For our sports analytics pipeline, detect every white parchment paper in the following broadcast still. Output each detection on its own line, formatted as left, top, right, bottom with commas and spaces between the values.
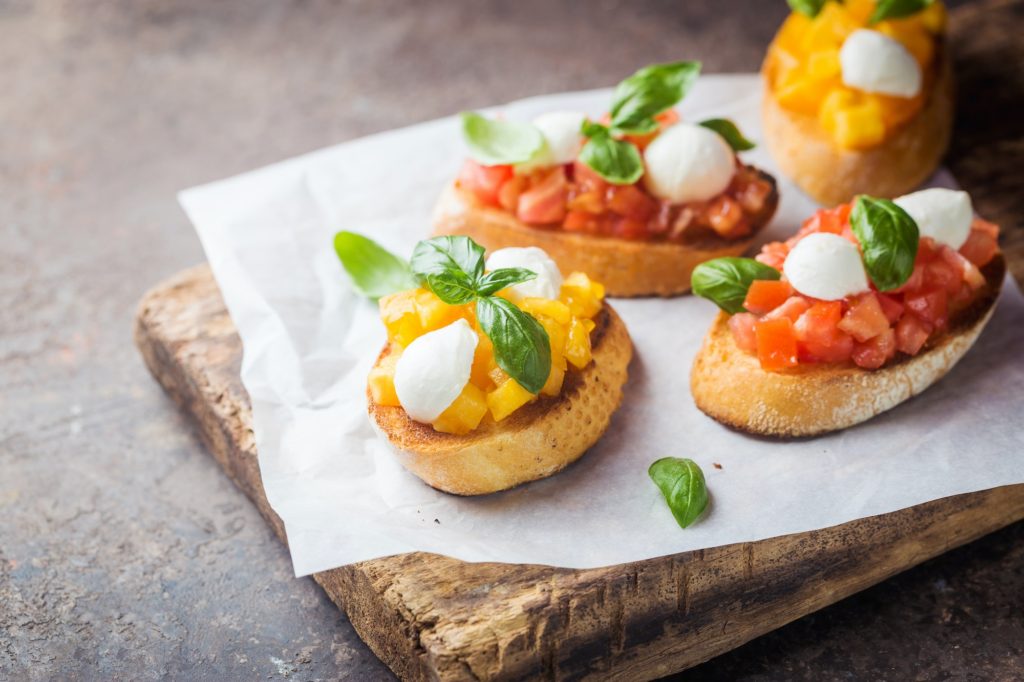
180, 75, 1024, 577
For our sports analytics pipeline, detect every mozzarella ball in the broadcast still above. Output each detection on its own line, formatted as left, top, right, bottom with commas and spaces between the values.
528, 111, 586, 167
840, 29, 922, 98
642, 123, 736, 204
894, 188, 973, 250
394, 319, 478, 423
485, 247, 563, 300
784, 233, 870, 301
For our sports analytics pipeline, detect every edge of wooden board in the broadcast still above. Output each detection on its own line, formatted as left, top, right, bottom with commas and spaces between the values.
134, 263, 1024, 681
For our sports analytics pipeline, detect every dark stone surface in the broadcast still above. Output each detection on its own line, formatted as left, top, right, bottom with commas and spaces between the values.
1, 0, 1017, 679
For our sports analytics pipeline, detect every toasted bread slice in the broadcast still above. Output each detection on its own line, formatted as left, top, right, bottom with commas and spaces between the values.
432, 169, 779, 298
691, 253, 1005, 438
368, 305, 633, 495
761, 47, 953, 206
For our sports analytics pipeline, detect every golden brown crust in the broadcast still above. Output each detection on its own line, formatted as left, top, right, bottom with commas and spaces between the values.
690, 253, 1005, 438
368, 305, 633, 495
431, 169, 779, 298
761, 46, 954, 206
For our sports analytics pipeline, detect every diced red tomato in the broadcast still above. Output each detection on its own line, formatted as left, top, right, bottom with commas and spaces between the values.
497, 175, 526, 212
924, 256, 962, 295
572, 160, 608, 194
563, 210, 594, 233
904, 288, 948, 329
605, 184, 658, 221
457, 160, 512, 207
734, 175, 772, 213
794, 301, 853, 363
623, 109, 681, 150
959, 226, 998, 267
728, 313, 758, 352
852, 328, 897, 369
837, 293, 890, 342
798, 203, 850, 237
744, 280, 794, 315
611, 217, 649, 240
706, 196, 746, 237
940, 247, 985, 290
764, 296, 812, 322
895, 314, 932, 355
893, 263, 925, 294
516, 167, 568, 225
756, 242, 788, 271
876, 293, 904, 324
755, 317, 799, 371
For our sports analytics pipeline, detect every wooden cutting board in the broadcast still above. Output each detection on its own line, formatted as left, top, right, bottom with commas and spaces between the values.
135, 2, 1024, 679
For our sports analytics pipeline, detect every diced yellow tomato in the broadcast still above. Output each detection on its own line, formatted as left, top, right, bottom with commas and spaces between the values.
519, 297, 571, 325
877, 21, 934, 67
800, 3, 858, 53
469, 333, 497, 390
540, 360, 566, 397
775, 12, 811, 52
559, 272, 604, 319
919, 2, 947, 34
379, 289, 423, 347
433, 383, 488, 435
487, 379, 535, 422
808, 49, 841, 80
367, 354, 400, 407
415, 289, 466, 333
565, 318, 594, 369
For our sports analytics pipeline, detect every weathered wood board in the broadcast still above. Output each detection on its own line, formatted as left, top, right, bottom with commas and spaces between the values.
134, 2, 1024, 679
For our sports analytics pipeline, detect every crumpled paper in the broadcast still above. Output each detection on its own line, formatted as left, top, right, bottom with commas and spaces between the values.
180, 75, 1024, 577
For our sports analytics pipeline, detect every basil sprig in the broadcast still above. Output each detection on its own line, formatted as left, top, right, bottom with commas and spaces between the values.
649, 458, 709, 529
461, 111, 545, 166
609, 61, 702, 134
578, 61, 701, 185
698, 118, 756, 152
870, 0, 934, 24
787, 0, 831, 18
691, 257, 782, 314
333, 231, 418, 300
335, 232, 552, 395
850, 195, 919, 291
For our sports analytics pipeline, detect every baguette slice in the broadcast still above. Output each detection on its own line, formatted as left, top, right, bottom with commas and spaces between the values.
761, 46, 953, 207
432, 169, 779, 298
368, 305, 632, 495
691, 253, 1005, 438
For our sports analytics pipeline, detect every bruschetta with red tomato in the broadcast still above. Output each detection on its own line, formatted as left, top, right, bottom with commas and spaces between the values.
433, 61, 779, 297
690, 188, 1004, 437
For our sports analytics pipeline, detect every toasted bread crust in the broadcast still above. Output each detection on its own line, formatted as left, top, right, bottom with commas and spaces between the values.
761, 47, 954, 206
431, 168, 779, 298
368, 305, 633, 495
691, 254, 1005, 438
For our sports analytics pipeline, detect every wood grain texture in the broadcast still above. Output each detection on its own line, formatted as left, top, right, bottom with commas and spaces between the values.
134, 265, 1024, 681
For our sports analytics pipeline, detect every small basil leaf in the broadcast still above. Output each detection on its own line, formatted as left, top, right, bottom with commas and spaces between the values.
425, 271, 478, 305
460, 111, 545, 166
476, 296, 551, 395
850, 196, 919, 291
869, 0, 933, 24
333, 231, 418, 300
410, 236, 486, 281
787, 0, 830, 18
476, 267, 537, 297
578, 133, 644, 186
648, 457, 709, 529
691, 257, 782, 314
580, 119, 610, 138
609, 61, 701, 134
699, 118, 756, 152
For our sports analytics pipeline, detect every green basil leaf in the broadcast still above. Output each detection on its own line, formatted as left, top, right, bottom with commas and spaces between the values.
333, 231, 418, 300
476, 267, 537, 297
578, 133, 644, 186
648, 458, 709, 529
609, 61, 701, 134
850, 195, 919, 291
410, 236, 486, 282
698, 118, 756, 152
691, 257, 782, 314
460, 111, 545, 166
580, 119, 610, 138
425, 271, 478, 305
869, 0, 933, 24
787, 0, 830, 18
476, 296, 551, 395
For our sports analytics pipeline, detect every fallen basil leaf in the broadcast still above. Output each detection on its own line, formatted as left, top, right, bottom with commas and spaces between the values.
610, 61, 702, 134
410, 235, 486, 282
649, 458, 709, 529
787, 0, 830, 18
578, 133, 644, 185
461, 112, 545, 166
699, 118, 756, 152
691, 257, 781, 314
476, 267, 537, 297
870, 0, 933, 24
850, 195, 919, 291
476, 296, 551, 395
333, 231, 418, 300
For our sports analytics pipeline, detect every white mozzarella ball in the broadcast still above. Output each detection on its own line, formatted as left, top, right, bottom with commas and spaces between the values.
393, 319, 478, 423
642, 123, 735, 204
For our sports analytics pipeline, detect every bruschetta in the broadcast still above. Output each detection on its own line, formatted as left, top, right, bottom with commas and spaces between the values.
761, 0, 952, 205
690, 189, 1003, 437
433, 61, 779, 297
335, 232, 632, 495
